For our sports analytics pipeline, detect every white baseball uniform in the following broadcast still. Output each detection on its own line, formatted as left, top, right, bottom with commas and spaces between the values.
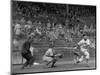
43, 48, 54, 62
78, 38, 91, 62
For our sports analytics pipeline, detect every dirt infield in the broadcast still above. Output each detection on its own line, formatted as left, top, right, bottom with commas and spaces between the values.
11, 57, 96, 74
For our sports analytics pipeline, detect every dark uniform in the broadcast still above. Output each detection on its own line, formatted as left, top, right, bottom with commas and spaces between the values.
21, 40, 33, 69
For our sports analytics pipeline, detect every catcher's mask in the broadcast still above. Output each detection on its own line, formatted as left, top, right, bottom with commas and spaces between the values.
49, 44, 54, 48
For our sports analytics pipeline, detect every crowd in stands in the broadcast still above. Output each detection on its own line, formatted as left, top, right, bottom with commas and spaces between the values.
12, 1, 96, 49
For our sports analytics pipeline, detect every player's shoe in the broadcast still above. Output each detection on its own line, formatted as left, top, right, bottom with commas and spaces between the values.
76, 61, 81, 64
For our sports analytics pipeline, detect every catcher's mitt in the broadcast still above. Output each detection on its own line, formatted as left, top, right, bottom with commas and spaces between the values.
55, 53, 63, 58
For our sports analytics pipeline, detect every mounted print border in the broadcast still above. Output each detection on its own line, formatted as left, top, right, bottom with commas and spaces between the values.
11, 0, 96, 74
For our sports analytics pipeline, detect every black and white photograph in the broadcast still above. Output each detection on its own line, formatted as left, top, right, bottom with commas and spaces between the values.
11, 0, 96, 74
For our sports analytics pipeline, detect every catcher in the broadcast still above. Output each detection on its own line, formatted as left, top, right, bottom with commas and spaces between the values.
43, 44, 63, 68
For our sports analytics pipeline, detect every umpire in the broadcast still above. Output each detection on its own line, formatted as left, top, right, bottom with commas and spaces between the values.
21, 37, 34, 69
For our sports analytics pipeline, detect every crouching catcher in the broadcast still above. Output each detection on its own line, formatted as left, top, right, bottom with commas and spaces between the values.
43, 45, 63, 68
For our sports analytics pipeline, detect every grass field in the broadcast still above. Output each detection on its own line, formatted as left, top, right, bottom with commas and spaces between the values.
11, 57, 96, 74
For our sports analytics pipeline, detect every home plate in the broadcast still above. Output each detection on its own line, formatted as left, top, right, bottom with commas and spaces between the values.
33, 62, 40, 65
